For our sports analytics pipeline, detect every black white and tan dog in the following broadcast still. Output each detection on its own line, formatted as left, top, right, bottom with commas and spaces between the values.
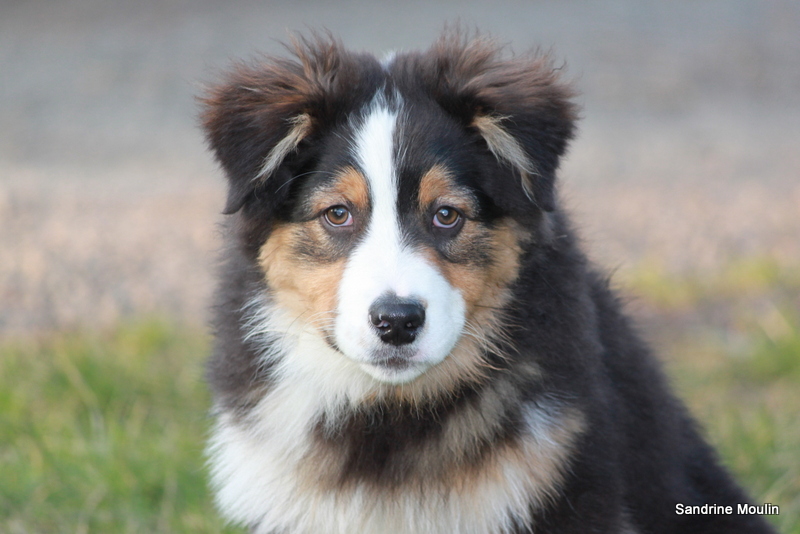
200, 31, 776, 534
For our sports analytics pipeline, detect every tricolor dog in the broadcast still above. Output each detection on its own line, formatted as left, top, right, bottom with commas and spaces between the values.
200, 32, 775, 534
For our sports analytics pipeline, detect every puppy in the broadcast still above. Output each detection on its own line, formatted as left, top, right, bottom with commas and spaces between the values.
200, 31, 776, 534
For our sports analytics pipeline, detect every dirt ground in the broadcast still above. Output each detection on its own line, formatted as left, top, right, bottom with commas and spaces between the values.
1, 0, 799, 335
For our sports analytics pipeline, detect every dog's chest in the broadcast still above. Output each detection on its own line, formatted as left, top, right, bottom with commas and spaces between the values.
208, 378, 582, 534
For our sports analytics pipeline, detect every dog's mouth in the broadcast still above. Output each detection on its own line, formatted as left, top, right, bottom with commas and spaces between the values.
355, 346, 433, 383
373, 355, 413, 370
323, 332, 418, 370
369, 343, 420, 366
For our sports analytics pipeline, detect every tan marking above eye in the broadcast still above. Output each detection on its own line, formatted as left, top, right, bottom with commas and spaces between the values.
418, 164, 476, 218
309, 166, 370, 215
332, 167, 369, 212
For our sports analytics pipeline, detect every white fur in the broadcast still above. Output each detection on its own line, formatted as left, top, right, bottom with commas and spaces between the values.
241, 295, 378, 410
209, 382, 575, 534
334, 97, 467, 383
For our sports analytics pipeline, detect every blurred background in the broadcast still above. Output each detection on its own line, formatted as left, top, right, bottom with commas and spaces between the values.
1, 0, 798, 532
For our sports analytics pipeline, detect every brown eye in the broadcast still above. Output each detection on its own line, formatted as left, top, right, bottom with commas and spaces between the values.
324, 206, 353, 227
433, 207, 461, 229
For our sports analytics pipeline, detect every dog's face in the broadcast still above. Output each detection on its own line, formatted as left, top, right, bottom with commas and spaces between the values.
260, 99, 528, 384
203, 35, 575, 388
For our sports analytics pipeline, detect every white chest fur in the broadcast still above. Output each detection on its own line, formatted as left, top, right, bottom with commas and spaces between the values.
207, 372, 583, 534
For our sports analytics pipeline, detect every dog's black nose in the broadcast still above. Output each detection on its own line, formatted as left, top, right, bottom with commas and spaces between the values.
368, 296, 425, 346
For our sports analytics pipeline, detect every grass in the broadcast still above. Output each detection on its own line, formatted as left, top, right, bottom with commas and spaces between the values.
0, 320, 245, 534
1, 262, 798, 533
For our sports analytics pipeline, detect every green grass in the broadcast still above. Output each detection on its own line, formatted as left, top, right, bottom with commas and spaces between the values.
1, 262, 798, 532
0, 320, 245, 534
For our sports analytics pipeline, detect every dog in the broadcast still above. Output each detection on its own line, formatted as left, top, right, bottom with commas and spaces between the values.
200, 31, 775, 534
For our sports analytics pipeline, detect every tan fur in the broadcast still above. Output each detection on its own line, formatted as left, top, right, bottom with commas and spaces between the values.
258, 167, 370, 336
259, 225, 344, 336
307, 166, 370, 213
438, 219, 526, 318
418, 165, 475, 215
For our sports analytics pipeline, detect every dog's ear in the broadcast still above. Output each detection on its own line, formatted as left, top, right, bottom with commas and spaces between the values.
421, 32, 578, 213
201, 35, 370, 215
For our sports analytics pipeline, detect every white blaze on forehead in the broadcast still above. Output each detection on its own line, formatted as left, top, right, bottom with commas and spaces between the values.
352, 99, 400, 252
335, 97, 466, 383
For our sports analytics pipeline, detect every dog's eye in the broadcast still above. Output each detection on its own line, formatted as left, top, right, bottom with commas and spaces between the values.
433, 207, 462, 229
324, 206, 353, 227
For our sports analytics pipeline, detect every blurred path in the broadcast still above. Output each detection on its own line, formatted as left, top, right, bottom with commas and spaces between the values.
2, 0, 799, 334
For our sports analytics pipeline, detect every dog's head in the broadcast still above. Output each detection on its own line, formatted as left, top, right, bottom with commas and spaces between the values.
203, 32, 576, 389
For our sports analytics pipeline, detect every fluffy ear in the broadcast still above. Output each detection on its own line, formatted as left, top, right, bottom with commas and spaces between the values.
200, 35, 372, 215
421, 32, 578, 213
